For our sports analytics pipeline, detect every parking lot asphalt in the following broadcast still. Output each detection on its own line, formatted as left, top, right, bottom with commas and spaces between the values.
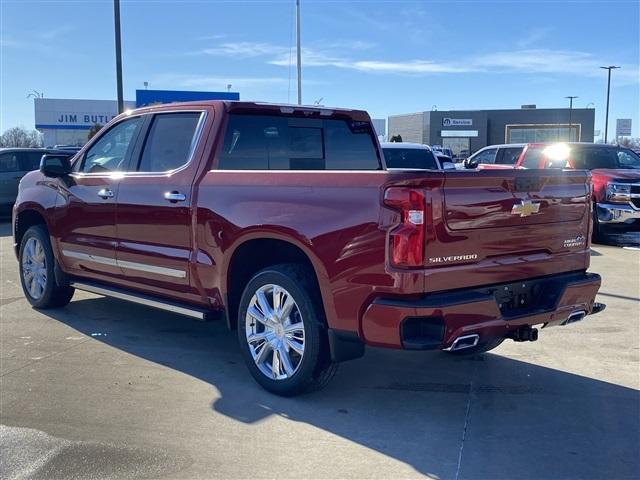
1, 221, 638, 480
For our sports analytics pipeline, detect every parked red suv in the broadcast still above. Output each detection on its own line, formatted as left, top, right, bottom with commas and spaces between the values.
13, 102, 603, 395
466, 142, 640, 240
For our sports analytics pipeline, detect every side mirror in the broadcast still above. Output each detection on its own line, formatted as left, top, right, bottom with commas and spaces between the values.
40, 154, 72, 177
463, 157, 478, 169
442, 161, 456, 170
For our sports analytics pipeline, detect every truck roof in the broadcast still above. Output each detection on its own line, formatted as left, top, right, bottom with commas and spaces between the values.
380, 142, 432, 151
129, 100, 371, 121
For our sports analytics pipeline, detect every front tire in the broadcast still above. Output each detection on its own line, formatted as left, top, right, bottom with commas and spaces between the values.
237, 264, 337, 396
19, 225, 74, 309
591, 204, 605, 244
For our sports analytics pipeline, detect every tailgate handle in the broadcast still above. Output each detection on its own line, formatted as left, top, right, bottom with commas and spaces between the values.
514, 177, 541, 192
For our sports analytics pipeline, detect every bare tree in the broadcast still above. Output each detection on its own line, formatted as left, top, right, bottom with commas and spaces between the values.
0, 127, 43, 148
618, 137, 640, 149
88, 123, 104, 141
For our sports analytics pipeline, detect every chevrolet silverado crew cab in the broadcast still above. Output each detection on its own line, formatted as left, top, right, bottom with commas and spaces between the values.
466, 142, 640, 240
13, 101, 604, 395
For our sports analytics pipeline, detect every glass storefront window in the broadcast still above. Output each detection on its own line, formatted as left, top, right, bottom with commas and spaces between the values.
507, 125, 580, 143
442, 137, 470, 156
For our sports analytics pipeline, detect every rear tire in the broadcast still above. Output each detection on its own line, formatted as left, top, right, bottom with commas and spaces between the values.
444, 337, 504, 356
237, 264, 337, 396
19, 225, 74, 309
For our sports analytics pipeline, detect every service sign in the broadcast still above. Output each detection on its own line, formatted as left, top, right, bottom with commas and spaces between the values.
442, 118, 473, 127
616, 119, 632, 137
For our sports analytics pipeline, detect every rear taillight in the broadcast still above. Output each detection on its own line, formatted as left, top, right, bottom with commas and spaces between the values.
384, 187, 425, 267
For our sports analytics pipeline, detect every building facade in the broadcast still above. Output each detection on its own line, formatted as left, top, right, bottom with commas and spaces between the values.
34, 89, 240, 147
388, 107, 595, 156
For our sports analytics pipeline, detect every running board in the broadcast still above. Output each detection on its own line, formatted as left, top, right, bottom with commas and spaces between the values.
69, 280, 212, 321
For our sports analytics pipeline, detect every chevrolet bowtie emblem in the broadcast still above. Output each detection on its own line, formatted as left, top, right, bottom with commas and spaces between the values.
511, 199, 541, 217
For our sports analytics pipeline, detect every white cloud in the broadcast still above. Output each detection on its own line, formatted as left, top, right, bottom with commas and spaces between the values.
516, 27, 552, 48
153, 74, 290, 90
192, 40, 639, 83
39, 25, 73, 41
199, 42, 287, 58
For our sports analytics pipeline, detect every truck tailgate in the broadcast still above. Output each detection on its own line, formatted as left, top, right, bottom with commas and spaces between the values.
423, 169, 591, 292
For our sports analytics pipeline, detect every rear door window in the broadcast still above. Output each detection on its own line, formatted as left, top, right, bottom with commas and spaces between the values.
522, 147, 544, 168
496, 147, 523, 165
218, 114, 380, 170
0, 153, 19, 172
18, 152, 45, 172
137, 112, 203, 172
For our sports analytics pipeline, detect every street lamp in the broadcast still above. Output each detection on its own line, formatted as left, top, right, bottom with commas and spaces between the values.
600, 66, 620, 143
113, 0, 124, 114
565, 96, 578, 141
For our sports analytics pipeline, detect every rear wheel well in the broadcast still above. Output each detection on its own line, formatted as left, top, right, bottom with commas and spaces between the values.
226, 239, 322, 330
15, 210, 47, 248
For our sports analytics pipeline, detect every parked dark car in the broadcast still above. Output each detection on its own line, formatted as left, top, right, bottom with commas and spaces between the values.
0, 148, 76, 211
381, 142, 441, 169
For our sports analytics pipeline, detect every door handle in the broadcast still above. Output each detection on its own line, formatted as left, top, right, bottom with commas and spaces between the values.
98, 188, 114, 199
164, 191, 186, 203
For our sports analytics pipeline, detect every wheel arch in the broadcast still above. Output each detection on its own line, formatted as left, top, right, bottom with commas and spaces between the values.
14, 206, 50, 257
223, 231, 334, 331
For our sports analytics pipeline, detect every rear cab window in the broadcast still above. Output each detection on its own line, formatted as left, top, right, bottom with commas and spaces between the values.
217, 114, 380, 170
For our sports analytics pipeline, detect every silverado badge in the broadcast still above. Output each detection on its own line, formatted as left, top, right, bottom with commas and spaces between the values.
511, 199, 541, 217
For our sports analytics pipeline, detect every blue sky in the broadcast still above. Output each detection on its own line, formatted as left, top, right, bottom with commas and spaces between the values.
1, 0, 639, 137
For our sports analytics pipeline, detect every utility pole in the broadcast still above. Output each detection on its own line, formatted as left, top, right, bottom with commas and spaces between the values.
114, 0, 124, 114
565, 96, 578, 141
296, 0, 302, 105
600, 66, 620, 143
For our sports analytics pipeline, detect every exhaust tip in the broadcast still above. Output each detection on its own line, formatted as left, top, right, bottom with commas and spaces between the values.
562, 310, 587, 326
444, 334, 480, 351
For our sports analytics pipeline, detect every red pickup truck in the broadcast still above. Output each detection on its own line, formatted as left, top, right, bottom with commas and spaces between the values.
13, 101, 604, 395
465, 142, 640, 240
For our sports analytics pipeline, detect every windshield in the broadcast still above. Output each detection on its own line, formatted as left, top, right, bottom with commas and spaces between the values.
571, 147, 640, 170
383, 148, 439, 169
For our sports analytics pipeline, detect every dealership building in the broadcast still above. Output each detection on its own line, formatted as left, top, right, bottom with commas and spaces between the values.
388, 106, 595, 156
34, 89, 240, 147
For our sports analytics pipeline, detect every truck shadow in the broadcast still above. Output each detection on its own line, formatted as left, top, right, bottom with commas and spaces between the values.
42, 297, 639, 479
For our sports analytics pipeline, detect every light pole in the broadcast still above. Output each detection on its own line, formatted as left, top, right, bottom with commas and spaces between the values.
600, 66, 620, 143
565, 96, 578, 141
113, 0, 124, 114
296, 0, 302, 105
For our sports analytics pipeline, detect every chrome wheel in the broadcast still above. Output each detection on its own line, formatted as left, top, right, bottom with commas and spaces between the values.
22, 237, 47, 300
245, 284, 305, 380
